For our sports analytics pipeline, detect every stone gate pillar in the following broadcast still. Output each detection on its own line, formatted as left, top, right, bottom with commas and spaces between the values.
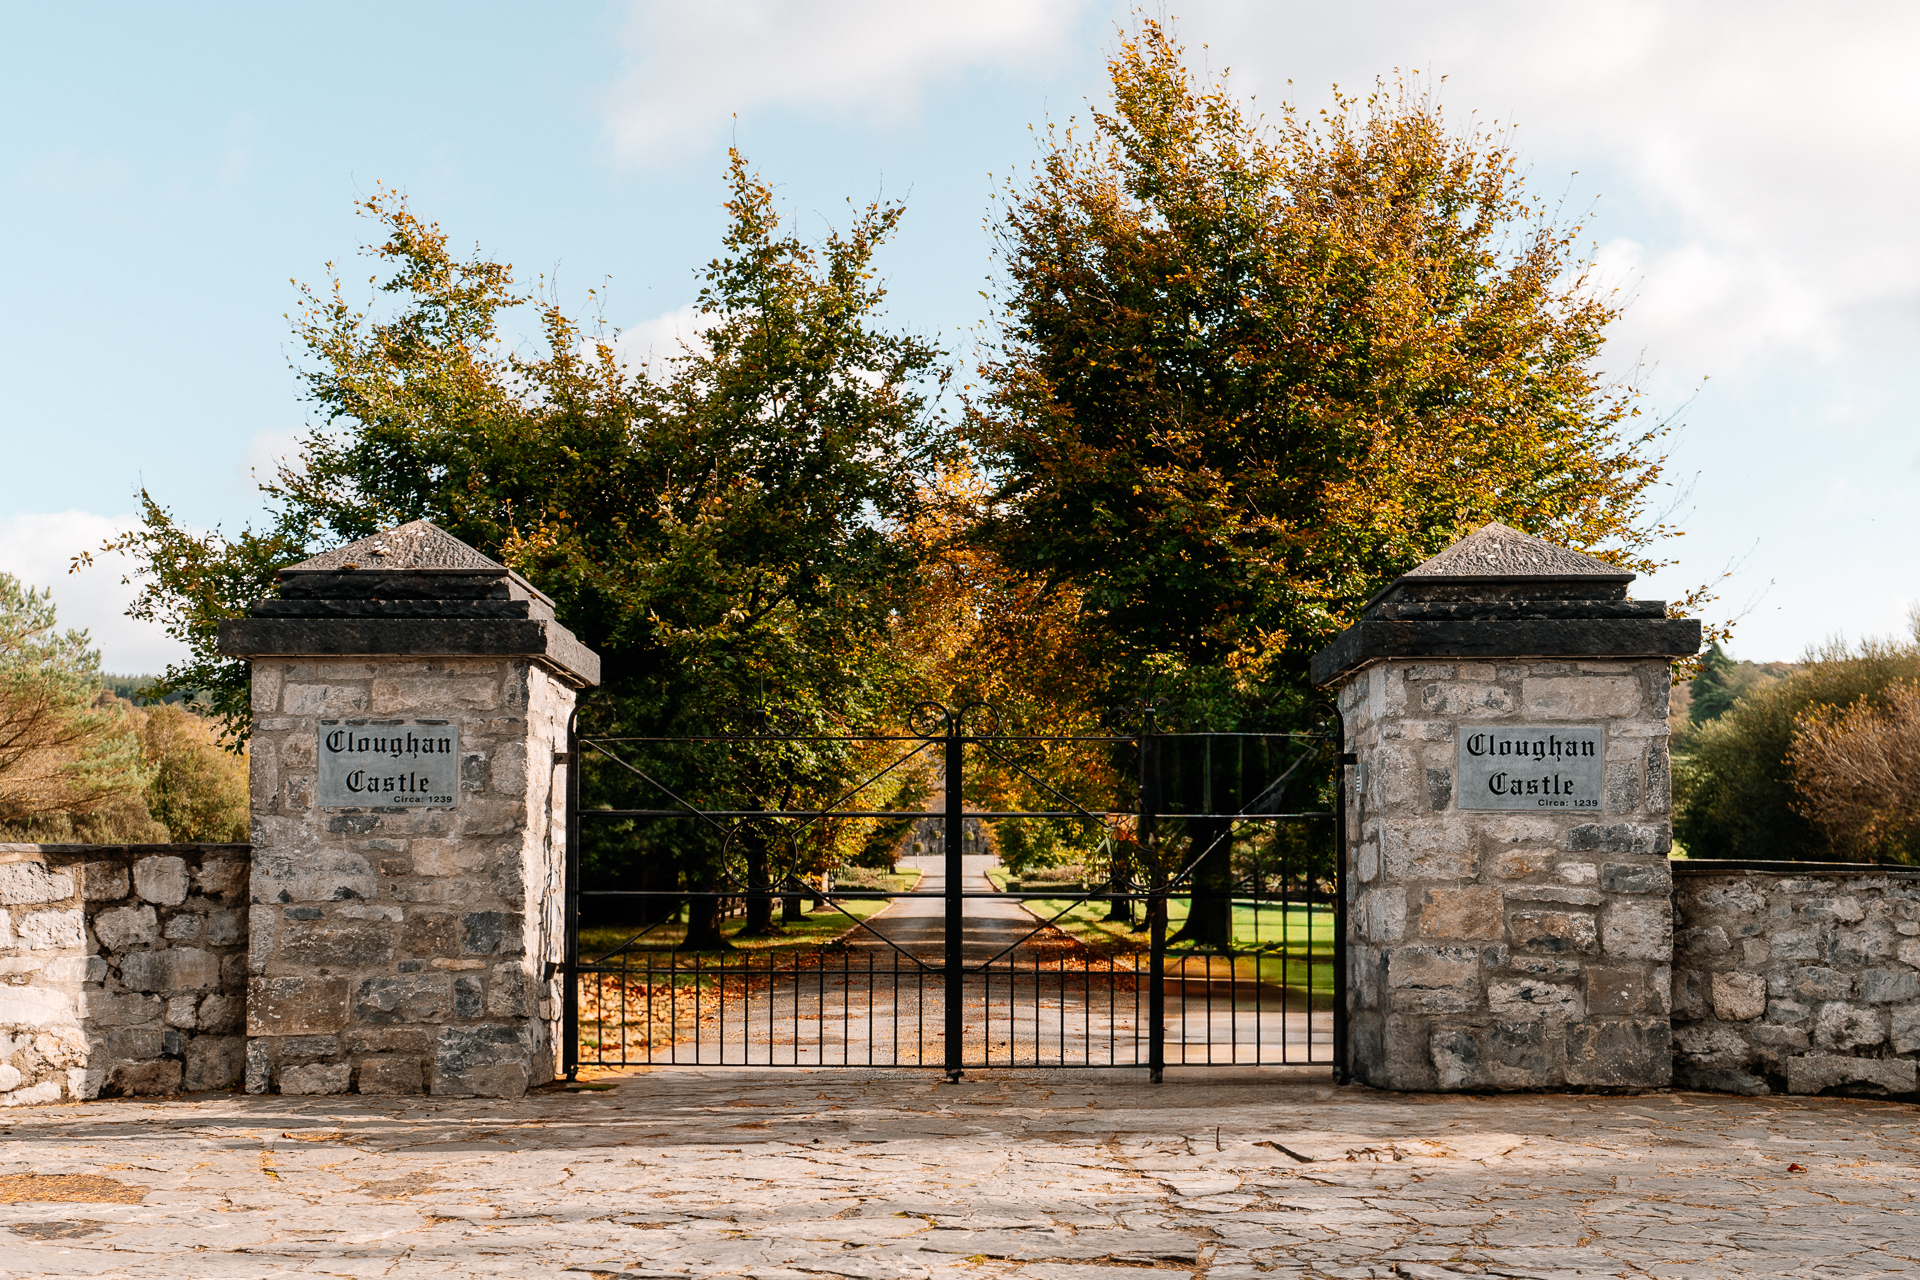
220, 521, 598, 1097
1312, 523, 1699, 1092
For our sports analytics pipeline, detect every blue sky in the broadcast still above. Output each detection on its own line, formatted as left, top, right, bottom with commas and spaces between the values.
3, 1, 1916, 672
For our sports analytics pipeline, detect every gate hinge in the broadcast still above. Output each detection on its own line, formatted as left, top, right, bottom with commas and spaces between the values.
554, 751, 571, 764
1337, 752, 1357, 766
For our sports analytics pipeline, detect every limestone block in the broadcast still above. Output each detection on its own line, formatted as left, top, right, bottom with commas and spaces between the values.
1768, 929, 1822, 962
252, 663, 285, 713
278, 1034, 340, 1061
106, 1059, 183, 1097
205, 910, 244, 946
94, 903, 159, 950
1488, 979, 1582, 1021
1522, 676, 1640, 719
1419, 886, 1503, 940
1556, 862, 1599, 886
1771, 966, 1852, 1002
278, 1062, 352, 1095
1601, 863, 1668, 895
193, 859, 247, 898
1892, 1005, 1920, 1054
1690, 880, 1766, 916
0, 862, 75, 905
486, 965, 534, 1018
432, 1023, 532, 1097
133, 856, 189, 906
353, 974, 453, 1024
371, 677, 500, 714
1490, 848, 1554, 879
164, 996, 200, 1029
1899, 937, 1920, 969
1569, 824, 1668, 855
1604, 763, 1642, 811
1711, 971, 1767, 1022
197, 993, 243, 1033
0, 984, 75, 1028
1566, 1019, 1672, 1088
357, 1055, 425, 1094
1421, 682, 1514, 716
1749, 1023, 1810, 1056
1679, 926, 1730, 956
1588, 966, 1663, 1016
1859, 967, 1920, 1004
121, 948, 220, 995
79, 862, 130, 901
163, 913, 204, 941
1379, 821, 1476, 881
18, 907, 85, 950
1386, 945, 1480, 1014
1509, 910, 1598, 954
0, 1064, 21, 1092
1786, 1054, 1918, 1096
460, 911, 522, 956
252, 851, 378, 904
1813, 1002, 1884, 1051
1602, 899, 1671, 960
184, 1036, 245, 1092
283, 684, 369, 717
1506, 885, 1604, 906
246, 977, 350, 1036
280, 919, 396, 969
1, 1082, 65, 1107
1674, 1062, 1770, 1095
454, 975, 482, 1017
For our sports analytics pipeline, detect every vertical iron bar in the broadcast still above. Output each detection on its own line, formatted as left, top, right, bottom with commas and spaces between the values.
1143, 707, 1164, 1083
562, 709, 581, 1080
944, 717, 964, 1081
1333, 713, 1352, 1083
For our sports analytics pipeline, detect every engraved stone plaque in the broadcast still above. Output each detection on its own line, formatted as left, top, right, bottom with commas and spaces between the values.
1456, 725, 1603, 811
317, 720, 460, 808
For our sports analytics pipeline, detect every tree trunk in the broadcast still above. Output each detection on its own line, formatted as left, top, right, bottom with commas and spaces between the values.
1168, 818, 1234, 949
1105, 848, 1132, 922
681, 893, 731, 951
737, 828, 783, 936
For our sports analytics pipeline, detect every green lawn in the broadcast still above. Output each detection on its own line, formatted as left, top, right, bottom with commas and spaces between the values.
578, 869, 922, 960
988, 868, 1336, 998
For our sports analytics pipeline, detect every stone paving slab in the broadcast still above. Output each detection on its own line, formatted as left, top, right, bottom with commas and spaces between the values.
1, 1067, 1918, 1278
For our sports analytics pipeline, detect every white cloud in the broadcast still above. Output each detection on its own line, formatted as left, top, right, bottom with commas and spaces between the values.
1177, 0, 1920, 379
0, 511, 188, 676
236, 427, 306, 491
603, 0, 1091, 164
611, 303, 715, 372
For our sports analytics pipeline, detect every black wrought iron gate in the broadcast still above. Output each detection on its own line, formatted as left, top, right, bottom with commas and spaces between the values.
561, 702, 1347, 1081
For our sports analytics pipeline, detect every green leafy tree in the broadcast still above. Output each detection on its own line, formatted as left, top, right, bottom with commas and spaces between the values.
98, 156, 948, 945
968, 21, 1684, 945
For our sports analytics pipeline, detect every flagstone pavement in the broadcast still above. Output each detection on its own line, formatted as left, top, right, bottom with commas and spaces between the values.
2, 1066, 1918, 1279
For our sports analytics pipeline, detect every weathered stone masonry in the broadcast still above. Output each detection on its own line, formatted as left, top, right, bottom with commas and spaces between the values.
1315, 523, 1701, 1092
0, 844, 249, 1106
1672, 863, 1920, 1097
222, 521, 598, 1098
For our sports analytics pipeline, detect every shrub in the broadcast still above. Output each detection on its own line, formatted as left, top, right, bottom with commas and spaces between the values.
1675, 625, 1920, 862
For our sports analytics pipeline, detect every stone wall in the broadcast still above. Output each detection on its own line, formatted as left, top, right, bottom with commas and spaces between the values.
1340, 659, 1676, 1092
1672, 863, 1920, 1098
246, 656, 571, 1097
0, 844, 250, 1106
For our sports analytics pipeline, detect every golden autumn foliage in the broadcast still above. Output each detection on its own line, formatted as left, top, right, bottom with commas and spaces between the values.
1790, 677, 1920, 863
971, 21, 1689, 707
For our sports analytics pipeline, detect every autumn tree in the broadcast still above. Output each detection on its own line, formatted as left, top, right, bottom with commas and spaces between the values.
1789, 679, 1920, 864
0, 575, 148, 830
969, 21, 1680, 945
